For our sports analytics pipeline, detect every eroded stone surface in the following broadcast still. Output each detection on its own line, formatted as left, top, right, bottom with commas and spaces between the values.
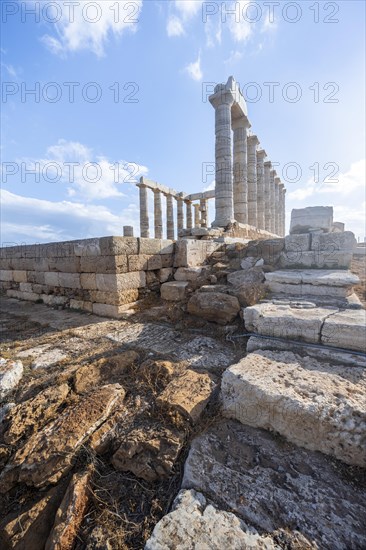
182, 420, 366, 550
145, 489, 279, 550
187, 292, 240, 325
222, 350, 366, 466
322, 309, 366, 353
0, 359, 23, 401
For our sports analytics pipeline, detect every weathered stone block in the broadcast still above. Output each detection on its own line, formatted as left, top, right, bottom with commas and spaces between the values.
12, 270, 27, 283
58, 273, 81, 289
19, 282, 33, 293
90, 289, 139, 306
158, 268, 173, 283
92, 303, 135, 318
174, 240, 221, 268
26, 271, 45, 285
139, 238, 174, 255
188, 292, 240, 324
161, 254, 174, 268
6, 290, 40, 302
290, 206, 333, 234
161, 281, 188, 301
73, 239, 101, 257
147, 255, 163, 270
80, 273, 97, 290
41, 295, 68, 307
96, 272, 145, 292
174, 267, 203, 282
280, 250, 353, 269
311, 231, 356, 252
80, 254, 128, 274
322, 309, 366, 353
0, 270, 13, 282
99, 236, 138, 256
284, 234, 311, 252
128, 254, 149, 271
48, 257, 81, 273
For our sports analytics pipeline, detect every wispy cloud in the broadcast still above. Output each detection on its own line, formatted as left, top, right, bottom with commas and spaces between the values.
185, 52, 203, 81
167, 15, 185, 37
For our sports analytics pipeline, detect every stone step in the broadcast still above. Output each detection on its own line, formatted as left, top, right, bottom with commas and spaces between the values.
266, 270, 359, 298
244, 302, 366, 352
221, 350, 366, 467
265, 292, 363, 310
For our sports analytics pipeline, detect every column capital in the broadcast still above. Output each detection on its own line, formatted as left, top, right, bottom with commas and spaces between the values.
264, 160, 272, 168
232, 114, 251, 130
257, 149, 267, 160
247, 134, 260, 147
274, 176, 281, 185
270, 169, 277, 178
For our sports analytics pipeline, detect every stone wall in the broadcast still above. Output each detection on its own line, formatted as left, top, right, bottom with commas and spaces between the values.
0, 237, 174, 318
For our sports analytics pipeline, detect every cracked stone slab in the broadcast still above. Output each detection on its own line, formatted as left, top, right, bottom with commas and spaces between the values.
266, 270, 360, 287
322, 309, 366, 353
221, 349, 366, 466
182, 419, 366, 550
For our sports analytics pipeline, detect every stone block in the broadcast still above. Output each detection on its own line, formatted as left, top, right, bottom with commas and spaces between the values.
284, 234, 311, 252
48, 257, 81, 273
73, 239, 101, 257
128, 254, 149, 271
99, 236, 138, 256
6, 290, 40, 302
139, 238, 174, 255
310, 231, 356, 252
33, 258, 50, 272
80, 273, 97, 290
96, 272, 145, 292
32, 284, 45, 295
279, 250, 353, 269
12, 270, 27, 283
158, 268, 173, 283
0, 258, 13, 270
41, 295, 68, 307
161, 254, 174, 268
92, 303, 135, 318
267, 281, 351, 298
80, 254, 128, 274
26, 271, 45, 285
19, 282, 33, 293
174, 240, 221, 268
0, 270, 13, 282
58, 273, 81, 289
44, 272, 60, 287
290, 206, 333, 234
322, 309, 366, 353
69, 299, 93, 313
161, 281, 188, 301
174, 267, 203, 282
188, 292, 240, 324
147, 255, 163, 270
90, 289, 139, 306
221, 350, 366, 467
332, 222, 345, 233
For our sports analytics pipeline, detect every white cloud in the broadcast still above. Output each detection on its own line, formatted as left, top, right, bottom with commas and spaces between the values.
167, 15, 185, 37
14, 139, 148, 201
227, 1, 252, 42
185, 53, 203, 81
174, 0, 203, 18
37, 0, 143, 57
0, 189, 140, 244
224, 49, 244, 64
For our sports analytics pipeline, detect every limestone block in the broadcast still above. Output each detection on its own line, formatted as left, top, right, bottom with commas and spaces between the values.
0, 270, 13, 282
145, 489, 278, 550
19, 282, 33, 293
12, 270, 27, 283
44, 272, 60, 287
221, 350, 366, 466
99, 236, 138, 256
80, 254, 128, 274
284, 234, 311, 251
158, 268, 173, 283
80, 273, 97, 290
244, 303, 336, 343
157, 370, 215, 423
128, 254, 149, 271
0, 258, 13, 270
332, 222, 345, 233
32, 284, 45, 295
26, 271, 45, 285
174, 239, 221, 268
290, 206, 333, 234
96, 272, 145, 292
6, 290, 40, 302
33, 258, 50, 272
90, 289, 139, 306
147, 255, 163, 270
41, 295, 68, 307
58, 273, 81, 289
139, 238, 174, 255
161, 281, 188, 301
322, 309, 366, 352
268, 281, 351, 298
266, 269, 359, 287
48, 257, 81, 273
174, 267, 204, 282
161, 254, 174, 268
182, 421, 366, 549
73, 239, 101, 257
279, 250, 353, 269
311, 231, 357, 252
92, 303, 136, 318
188, 292, 240, 325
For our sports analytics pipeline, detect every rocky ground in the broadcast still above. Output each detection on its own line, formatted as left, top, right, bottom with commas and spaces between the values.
351, 255, 366, 307
1, 295, 365, 549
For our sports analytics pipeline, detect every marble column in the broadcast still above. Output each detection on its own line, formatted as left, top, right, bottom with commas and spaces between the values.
263, 161, 272, 233
281, 185, 286, 237
177, 196, 184, 234
153, 189, 163, 239
256, 149, 266, 230
200, 199, 208, 228
247, 135, 259, 227
137, 182, 149, 238
274, 177, 281, 236
185, 200, 193, 230
210, 93, 235, 227
279, 183, 285, 237
270, 169, 277, 234
232, 116, 250, 224
166, 193, 174, 240
194, 204, 201, 228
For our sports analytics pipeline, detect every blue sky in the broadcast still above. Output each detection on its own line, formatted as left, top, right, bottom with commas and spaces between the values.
1, 0, 365, 244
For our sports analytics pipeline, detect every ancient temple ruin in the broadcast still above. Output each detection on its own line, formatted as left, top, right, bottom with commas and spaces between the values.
137, 76, 286, 240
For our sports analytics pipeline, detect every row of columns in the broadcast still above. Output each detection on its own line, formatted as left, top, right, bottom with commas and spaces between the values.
137, 182, 210, 239
211, 90, 286, 236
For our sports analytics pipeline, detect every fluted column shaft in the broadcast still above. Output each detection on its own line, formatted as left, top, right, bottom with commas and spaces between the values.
279, 183, 285, 237
177, 197, 184, 233
194, 204, 201, 228
185, 200, 193, 229
153, 190, 163, 239
274, 177, 281, 236
282, 187, 287, 236
264, 161, 272, 232
137, 183, 149, 238
233, 117, 250, 224
270, 169, 277, 234
211, 96, 235, 227
256, 149, 266, 230
247, 135, 259, 227
166, 194, 174, 240
200, 199, 208, 228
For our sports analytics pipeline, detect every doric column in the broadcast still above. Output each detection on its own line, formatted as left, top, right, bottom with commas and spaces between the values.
200, 199, 208, 228
281, 186, 287, 236
274, 177, 281, 236
194, 204, 201, 228
166, 193, 174, 240
153, 189, 163, 239
247, 135, 259, 227
263, 161, 272, 233
270, 169, 277, 234
123, 226, 134, 237
177, 195, 184, 234
256, 149, 266, 230
232, 116, 250, 224
185, 200, 193, 229
137, 181, 149, 238
210, 91, 235, 227
279, 183, 285, 237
